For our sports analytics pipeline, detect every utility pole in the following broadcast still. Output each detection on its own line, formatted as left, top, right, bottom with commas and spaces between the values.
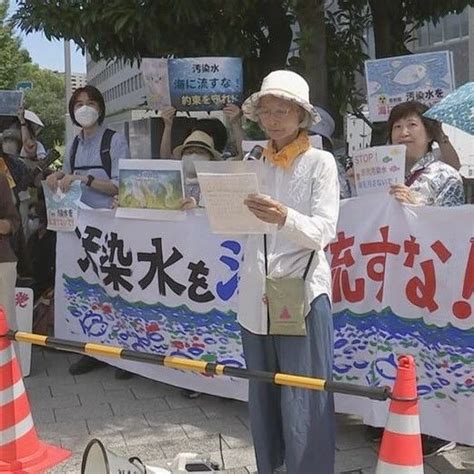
64, 39, 74, 144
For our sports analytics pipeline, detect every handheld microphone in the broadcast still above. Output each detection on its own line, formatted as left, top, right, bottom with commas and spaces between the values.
247, 145, 264, 161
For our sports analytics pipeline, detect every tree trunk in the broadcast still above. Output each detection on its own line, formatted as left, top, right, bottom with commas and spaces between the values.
294, 0, 328, 108
244, 1, 293, 95
368, 0, 411, 58
368, 0, 412, 145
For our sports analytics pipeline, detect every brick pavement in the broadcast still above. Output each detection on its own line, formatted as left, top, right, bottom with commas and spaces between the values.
18, 347, 473, 473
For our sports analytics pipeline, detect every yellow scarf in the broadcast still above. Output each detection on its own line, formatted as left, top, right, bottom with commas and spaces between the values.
263, 131, 311, 169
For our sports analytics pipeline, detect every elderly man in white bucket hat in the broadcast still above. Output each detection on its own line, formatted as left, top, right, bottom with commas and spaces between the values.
240, 70, 339, 473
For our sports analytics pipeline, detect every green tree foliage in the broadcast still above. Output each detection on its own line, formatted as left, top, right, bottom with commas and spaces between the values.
0, 0, 30, 89
17, 63, 65, 148
12, 0, 474, 127
13, 0, 295, 95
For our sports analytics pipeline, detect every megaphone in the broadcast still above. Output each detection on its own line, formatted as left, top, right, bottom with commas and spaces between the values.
81, 439, 170, 474
81, 439, 220, 473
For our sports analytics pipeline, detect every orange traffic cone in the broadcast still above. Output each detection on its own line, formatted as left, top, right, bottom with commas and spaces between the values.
376, 355, 423, 473
0, 307, 71, 472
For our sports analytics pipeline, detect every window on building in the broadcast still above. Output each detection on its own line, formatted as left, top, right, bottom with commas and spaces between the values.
139, 73, 143, 88
443, 13, 461, 41
418, 24, 429, 47
460, 9, 469, 37
429, 21, 443, 43
418, 8, 469, 45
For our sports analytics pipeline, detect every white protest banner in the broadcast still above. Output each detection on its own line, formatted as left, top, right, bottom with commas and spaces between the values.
352, 145, 406, 195
42, 181, 82, 232
365, 51, 455, 122
142, 57, 243, 111
56, 209, 247, 400
116, 160, 185, 221
55, 196, 474, 444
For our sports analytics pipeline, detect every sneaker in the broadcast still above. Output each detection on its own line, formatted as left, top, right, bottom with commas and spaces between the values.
181, 389, 202, 399
69, 356, 106, 375
422, 435, 456, 458
115, 368, 133, 380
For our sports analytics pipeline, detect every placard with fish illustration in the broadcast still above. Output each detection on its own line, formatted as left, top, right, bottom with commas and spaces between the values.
365, 51, 455, 122
352, 144, 406, 196
116, 159, 185, 221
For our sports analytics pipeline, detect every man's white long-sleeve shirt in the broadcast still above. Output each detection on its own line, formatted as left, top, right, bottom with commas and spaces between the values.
238, 147, 340, 334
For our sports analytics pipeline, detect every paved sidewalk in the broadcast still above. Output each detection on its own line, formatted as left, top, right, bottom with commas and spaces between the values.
21, 347, 473, 473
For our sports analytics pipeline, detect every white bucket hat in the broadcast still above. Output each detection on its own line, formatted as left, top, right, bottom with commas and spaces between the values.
242, 70, 320, 128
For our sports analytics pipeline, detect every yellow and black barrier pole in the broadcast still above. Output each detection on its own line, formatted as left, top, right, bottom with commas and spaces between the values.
6, 330, 390, 402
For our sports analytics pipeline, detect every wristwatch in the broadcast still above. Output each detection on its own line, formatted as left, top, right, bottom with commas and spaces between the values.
20, 122, 27, 127
86, 175, 95, 187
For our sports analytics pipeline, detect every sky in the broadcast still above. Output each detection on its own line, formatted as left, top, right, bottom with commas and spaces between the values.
8, 1, 86, 74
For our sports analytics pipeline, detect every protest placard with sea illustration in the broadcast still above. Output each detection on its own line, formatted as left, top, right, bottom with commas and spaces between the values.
116, 160, 185, 221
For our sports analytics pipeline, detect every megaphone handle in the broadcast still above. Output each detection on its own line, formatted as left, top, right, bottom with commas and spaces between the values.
129, 456, 147, 472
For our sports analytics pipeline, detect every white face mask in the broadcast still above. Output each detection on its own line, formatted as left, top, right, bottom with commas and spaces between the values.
182, 153, 211, 183
75, 105, 99, 128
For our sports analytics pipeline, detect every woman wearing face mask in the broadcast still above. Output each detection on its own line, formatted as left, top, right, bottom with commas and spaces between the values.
46, 85, 130, 209
45, 86, 131, 378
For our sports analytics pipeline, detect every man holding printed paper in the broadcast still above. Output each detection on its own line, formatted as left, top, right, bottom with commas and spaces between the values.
231, 70, 340, 473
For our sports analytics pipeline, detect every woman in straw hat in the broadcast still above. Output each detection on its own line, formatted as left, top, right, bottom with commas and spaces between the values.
240, 70, 339, 473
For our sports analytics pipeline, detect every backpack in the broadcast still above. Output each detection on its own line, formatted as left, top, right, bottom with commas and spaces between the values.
69, 128, 116, 178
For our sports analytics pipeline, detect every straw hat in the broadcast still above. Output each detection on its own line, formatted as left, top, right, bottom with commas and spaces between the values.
242, 70, 320, 128
173, 130, 222, 160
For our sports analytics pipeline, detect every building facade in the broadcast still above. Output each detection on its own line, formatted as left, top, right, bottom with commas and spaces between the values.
86, 55, 149, 123
411, 7, 472, 85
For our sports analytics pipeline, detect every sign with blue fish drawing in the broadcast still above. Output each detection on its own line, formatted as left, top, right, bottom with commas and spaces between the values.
365, 51, 455, 122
